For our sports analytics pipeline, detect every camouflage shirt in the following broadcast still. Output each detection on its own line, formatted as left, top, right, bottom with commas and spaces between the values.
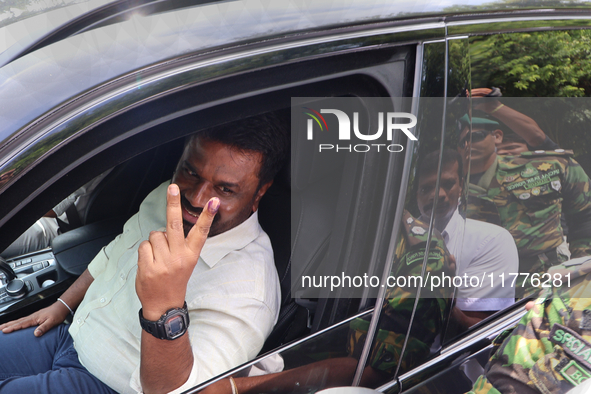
466, 150, 591, 260
348, 211, 454, 375
468, 256, 591, 394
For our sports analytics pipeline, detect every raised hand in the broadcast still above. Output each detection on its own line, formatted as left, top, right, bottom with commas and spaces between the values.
471, 87, 502, 113
135, 183, 219, 320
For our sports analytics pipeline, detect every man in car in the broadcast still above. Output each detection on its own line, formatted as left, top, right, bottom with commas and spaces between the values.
457, 116, 591, 296
416, 149, 518, 328
0, 114, 288, 394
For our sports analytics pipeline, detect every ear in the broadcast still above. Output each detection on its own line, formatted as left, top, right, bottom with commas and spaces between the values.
252, 180, 273, 212
492, 129, 504, 144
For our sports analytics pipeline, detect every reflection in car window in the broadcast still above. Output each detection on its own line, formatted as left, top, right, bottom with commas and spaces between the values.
463, 30, 591, 295
451, 29, 591, 394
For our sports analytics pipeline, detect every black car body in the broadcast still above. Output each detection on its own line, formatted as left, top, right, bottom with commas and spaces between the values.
1, 1, 591, 392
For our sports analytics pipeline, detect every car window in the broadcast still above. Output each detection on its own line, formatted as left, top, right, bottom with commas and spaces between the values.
0, 37, 419, 393
189, 67, 417, 394
436, 28, 591, 344
352, 40, 467, 388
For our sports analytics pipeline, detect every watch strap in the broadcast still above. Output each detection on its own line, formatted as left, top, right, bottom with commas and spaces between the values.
139, 302, 189, 340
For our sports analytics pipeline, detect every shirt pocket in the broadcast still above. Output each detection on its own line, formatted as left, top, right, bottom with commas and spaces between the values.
510, 181, 561, 211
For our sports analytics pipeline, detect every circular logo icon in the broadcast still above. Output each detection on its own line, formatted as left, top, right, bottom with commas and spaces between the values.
411, 226, 426, 235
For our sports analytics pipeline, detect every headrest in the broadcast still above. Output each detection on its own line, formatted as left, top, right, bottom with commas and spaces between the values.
291, 118, 346, 192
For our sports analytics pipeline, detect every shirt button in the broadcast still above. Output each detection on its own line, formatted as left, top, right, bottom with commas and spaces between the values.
77, 318, 81, 324
120, 274, 125, 280
100, 298, 106, 303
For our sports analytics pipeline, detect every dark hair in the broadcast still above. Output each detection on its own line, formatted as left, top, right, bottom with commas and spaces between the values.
193, 112, 289, 189
418, 149, 463, 182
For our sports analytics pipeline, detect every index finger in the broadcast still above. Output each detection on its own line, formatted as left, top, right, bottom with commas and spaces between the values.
186, 197, 219, 253
166, 183, 186, 252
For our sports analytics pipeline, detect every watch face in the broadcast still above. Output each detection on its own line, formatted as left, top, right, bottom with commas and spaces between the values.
166, 314, 187, 339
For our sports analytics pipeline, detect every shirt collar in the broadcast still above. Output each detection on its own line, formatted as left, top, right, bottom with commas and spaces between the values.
138, 181, 261, 268
441, 208, 461, 244
200, 211, 261, 268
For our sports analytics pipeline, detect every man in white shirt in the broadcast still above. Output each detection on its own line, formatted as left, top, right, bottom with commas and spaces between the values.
0, 114, 287, 394
1, 170, 111, 258
416, 149, 518, 328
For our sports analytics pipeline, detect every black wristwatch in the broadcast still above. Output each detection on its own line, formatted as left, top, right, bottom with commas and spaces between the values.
139, 302, 190, 340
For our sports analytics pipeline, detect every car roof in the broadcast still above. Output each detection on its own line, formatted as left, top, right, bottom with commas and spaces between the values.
2, 0, 591, 178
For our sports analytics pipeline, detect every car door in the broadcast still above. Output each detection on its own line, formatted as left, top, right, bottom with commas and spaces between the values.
391, 13, 591, 394
0, 4, 434, 392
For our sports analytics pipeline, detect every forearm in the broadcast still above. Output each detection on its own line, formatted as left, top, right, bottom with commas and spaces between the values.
237, 358, 358, 394
60, 268, 94, 310
140, 331, 194, 394
452, 307, 492, 329
487, 105, 546, 146
209, 358, 383, 394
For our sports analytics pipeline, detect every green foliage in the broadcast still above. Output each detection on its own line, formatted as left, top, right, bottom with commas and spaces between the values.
470, 30, 591, 174
471, 30, 591, 97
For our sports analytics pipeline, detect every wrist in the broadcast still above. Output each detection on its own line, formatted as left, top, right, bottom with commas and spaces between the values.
487, 102, 504, 114
141, 301, 186, 321
56, 298, 75, 316
139, 302, 189, 340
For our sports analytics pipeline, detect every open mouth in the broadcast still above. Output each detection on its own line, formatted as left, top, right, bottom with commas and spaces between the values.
181, 195, 202, 224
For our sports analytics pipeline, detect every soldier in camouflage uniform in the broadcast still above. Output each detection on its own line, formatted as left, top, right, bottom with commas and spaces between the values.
458, 117, 591, 296
468, 256, 591, 394
348, 210, 454, 376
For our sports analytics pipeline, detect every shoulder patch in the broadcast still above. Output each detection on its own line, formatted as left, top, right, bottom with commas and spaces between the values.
520, 149, 573, 157
550, 324, 591, 375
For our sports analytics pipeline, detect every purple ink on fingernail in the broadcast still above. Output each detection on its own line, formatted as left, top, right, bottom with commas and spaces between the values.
208, 198, 220, 213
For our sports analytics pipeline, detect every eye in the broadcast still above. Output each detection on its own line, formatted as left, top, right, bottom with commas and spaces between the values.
442, 180, 456, 190
184, 166, 198, 177
219, 186, 233, 194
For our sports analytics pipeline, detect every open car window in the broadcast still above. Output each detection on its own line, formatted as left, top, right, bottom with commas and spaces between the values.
0, 35, 418, 393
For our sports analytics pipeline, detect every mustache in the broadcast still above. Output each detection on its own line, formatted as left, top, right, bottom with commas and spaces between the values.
422, 201, 451, 213
181, 195, 203, 216
180, 194, 220, 227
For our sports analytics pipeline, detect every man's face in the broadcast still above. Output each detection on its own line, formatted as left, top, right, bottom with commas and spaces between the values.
457, 127, 498, 172
496, 141, 528, 156
172, 137, 271, 237
417, 162, 462, 229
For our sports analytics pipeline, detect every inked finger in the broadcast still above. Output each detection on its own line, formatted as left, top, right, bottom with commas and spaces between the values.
186, 197, 219, 253
166, 184, 185, 252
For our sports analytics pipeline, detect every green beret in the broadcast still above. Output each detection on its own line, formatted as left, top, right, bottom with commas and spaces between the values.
458, 114, 500, 128
460, 114, 500, 127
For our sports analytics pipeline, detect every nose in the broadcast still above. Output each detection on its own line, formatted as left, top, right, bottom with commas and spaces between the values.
437, 186, 447, 201
184, 181, 212, 209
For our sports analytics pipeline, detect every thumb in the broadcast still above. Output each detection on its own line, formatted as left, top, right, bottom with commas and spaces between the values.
34, 319, 51, 337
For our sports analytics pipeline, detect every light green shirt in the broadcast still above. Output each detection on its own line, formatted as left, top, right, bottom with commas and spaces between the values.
69, 181, 280, 394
